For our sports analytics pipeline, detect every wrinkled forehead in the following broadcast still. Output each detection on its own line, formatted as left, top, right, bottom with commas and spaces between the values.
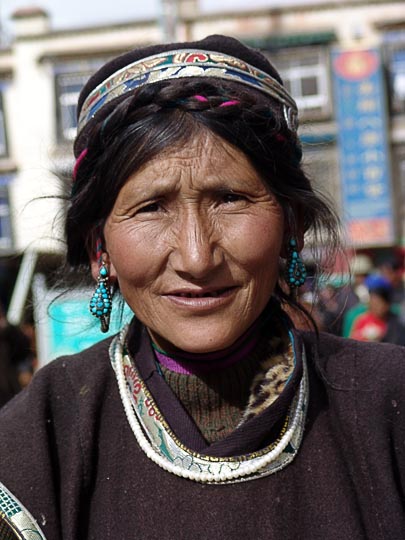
118, 130, 268, 194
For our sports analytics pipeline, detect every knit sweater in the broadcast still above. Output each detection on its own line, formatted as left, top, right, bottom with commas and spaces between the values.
0, 323, 404, 540
159, 327, 293, 443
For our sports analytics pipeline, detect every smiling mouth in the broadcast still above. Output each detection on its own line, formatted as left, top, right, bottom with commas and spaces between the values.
164, 287, 237, 311
175, 288, 231, 298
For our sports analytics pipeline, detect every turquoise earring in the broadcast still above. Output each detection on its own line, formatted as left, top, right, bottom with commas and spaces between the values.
89, 261, 112, 333
285, 238, 307, 290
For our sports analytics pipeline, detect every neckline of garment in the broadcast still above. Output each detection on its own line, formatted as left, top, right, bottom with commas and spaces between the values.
110, 324, 309, 484
152, 329, 261, 375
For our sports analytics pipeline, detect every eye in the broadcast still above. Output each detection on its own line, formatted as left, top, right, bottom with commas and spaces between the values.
137, 201, 162, 214
220, 192, 247, 204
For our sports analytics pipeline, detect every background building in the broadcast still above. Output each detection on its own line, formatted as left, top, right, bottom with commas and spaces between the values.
0, 0, 403, 360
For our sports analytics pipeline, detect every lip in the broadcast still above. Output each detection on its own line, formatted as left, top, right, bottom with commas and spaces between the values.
163, 286, 238, 311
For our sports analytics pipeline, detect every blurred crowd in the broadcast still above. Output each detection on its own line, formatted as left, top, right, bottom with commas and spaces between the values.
297, 254, 405, 346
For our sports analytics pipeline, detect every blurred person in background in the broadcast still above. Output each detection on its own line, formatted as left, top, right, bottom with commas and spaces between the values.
317, 255, 373, 338
349, 253, 374, 304
350, 275, 405, 346
378, 259, 405, 323
341, 253, 374, 337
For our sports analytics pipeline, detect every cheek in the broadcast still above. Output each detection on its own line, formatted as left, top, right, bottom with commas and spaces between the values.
225, 215, 283, 275
105, 223, 166, 287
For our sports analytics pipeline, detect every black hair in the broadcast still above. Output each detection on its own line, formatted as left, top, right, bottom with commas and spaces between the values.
369, 286, 392, 304
66, 78, 342, 321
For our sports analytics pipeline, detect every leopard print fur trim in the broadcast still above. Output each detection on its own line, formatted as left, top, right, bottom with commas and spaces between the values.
240, 329, 294, 423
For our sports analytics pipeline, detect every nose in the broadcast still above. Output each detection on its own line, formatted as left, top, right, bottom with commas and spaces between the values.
170, 209, 222, 280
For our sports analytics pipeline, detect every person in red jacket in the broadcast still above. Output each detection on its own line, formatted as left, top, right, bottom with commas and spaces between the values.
350, 274, 405, 345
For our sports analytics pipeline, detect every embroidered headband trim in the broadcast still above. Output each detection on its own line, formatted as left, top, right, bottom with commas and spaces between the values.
78, 49, 299, 134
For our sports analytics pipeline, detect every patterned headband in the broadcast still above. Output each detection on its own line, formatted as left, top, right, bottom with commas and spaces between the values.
78, 49, 299, 135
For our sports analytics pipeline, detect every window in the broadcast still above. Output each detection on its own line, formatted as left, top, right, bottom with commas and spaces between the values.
55, 59, 108, 143
268, 48, 331, 118
387, 47, 405, 114
55, 72, 90, 141
0, 179, 12, 250
0, 91, 8, 158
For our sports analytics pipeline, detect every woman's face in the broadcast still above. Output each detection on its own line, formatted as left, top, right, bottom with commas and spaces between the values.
101, 132, 285, 353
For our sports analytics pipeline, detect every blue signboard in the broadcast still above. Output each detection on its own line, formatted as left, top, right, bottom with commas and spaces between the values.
332, 48, 394, 246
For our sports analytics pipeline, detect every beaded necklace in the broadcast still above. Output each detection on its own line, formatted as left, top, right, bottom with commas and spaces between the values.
110, 325, 309, 484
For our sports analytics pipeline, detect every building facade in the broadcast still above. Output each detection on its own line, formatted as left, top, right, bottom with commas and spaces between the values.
0, 0, 404, 319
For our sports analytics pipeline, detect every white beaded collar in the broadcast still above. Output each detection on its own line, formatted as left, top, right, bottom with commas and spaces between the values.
110, 325, 308, 484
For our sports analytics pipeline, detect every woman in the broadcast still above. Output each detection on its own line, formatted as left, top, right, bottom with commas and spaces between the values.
0, 35, 404, 540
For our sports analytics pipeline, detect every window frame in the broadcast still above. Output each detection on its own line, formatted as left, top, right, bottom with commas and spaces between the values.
54, 58, 109, 144
266, 46, 332, 120
0, 87, 9, 158
384, 42, 405, 115
0, 179, 13, 251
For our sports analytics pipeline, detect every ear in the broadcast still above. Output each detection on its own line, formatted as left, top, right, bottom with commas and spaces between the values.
89, 249, 118, 282
90, 254, 100, 281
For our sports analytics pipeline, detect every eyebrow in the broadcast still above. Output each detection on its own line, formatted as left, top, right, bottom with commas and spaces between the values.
123, 162, 263, 198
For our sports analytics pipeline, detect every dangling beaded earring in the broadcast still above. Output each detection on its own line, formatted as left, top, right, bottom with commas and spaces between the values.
285, 238, 307, 291
89, 261, 112, 333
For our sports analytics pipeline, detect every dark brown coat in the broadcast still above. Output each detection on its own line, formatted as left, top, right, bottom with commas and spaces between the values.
0, 330, 404, 540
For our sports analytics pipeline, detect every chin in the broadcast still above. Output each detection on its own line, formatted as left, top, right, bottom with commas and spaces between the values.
156, 326, 241, 354
178, 340, 230, 354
